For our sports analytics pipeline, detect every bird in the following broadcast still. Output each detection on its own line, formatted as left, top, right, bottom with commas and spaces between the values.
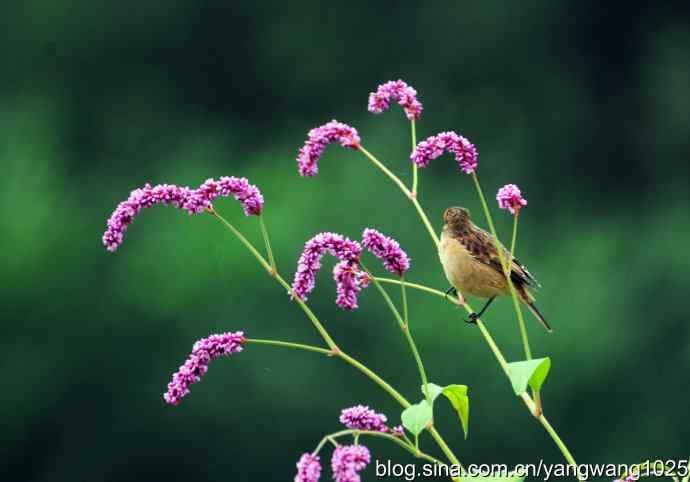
438, 206, 552, 332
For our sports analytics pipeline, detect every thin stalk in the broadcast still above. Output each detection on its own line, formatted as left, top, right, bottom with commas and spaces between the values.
376, 277, 463, 304
314, 429, 445, 466
211, 210, 338, 351
411, 196, 441, 246
336, 351, 410, 408
244, 338, 330, 355
536, 413, 579, 469
209, 209, 271, 273
358, 145, 411, 196
471, 173, 532, 360
510, 211, 519, 258
258, 215, 276, 274
411, 120, 418, 195
357, 145, 440, 246
401, 276, 409, 325
364, 265, 431, 406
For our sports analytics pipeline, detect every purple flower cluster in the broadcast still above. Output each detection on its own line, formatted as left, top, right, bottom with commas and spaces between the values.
339, 405, 388, 432
496, 183, 527, 215
102, 176, 263, 252
411, 131, 478, 174
294, 453, 322, 482
368, 79, 423, 120
291, 232, 366, 310
163, 331, 246, 406
297, 120, 361, 177
361, 228, 411, 277
331, 445, 371, 482
333, 261, 370, 311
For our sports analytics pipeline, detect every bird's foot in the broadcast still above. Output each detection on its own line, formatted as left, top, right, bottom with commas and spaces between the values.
465, 312, 479, 325
444, 286, 457, 301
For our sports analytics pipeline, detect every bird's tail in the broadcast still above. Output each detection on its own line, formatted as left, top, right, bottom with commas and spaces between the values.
518, 287, 553, 333
525, 301, 553, 333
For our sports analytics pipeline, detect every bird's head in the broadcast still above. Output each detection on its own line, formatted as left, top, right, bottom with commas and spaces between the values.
443, 207, 471, 227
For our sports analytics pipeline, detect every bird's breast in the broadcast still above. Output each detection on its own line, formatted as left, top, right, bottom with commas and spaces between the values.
438, 230, 508, 298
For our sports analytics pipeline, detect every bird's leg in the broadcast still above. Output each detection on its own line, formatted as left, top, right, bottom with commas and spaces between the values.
444, 286, 457, 301
466, 296, 496, 324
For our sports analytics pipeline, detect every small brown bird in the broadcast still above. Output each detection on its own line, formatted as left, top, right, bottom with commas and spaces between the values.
439, 206, 552, 332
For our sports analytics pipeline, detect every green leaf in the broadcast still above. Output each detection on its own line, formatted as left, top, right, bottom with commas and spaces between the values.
423, 382, 445, 402
441, 384, 470, 439
421, 383, 470, 439
401, 400, 433, 436
506, 357, 551, 395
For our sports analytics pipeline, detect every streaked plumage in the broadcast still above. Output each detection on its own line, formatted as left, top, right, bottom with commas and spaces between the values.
439, 206, 552, 332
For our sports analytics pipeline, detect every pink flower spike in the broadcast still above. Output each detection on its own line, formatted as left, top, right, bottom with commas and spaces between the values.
410, 131, 478, 174
361, 228, 411, 276
339, 405, 388, 432
368, 79, 423, 120
333, 261, 368, 310
331, 445, 371, 482
163, 331, 246, 406
102, 176, 264, 252
291, 232, 366, 309
294, 453, 322, 482
496, 184, 528, 215
297, 120, 361, 177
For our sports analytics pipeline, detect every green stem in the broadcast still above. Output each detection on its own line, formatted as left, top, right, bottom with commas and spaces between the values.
364, 265, 431, 406
510, 211, 519, 258
411, 196, 441, 246
258, 215, 276, 274
314, 429, 445, 466
244, 338, 330, 355
358, 145, 411, 196
411, 120, 418, 195
210, 210, 339, 351
337, 350, 410, 408
357, 145, 440, 246
535, 410, 579, 469
471, 173, 532, 360
210, 209, 271, 273
401, 276, 409, 326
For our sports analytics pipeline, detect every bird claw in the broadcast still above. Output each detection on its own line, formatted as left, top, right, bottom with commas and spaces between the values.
465, 312, 479, 325
444, 286, 457, 301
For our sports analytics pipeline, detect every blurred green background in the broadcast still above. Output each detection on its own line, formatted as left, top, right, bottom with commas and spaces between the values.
2, 1, 689, 481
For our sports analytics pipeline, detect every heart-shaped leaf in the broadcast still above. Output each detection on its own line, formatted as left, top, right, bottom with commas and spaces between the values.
401, 400, 433, 436
422, 383, 470, 439
506, 357, 551, 395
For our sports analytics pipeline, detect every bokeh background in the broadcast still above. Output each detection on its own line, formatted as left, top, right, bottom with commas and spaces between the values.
2, 1, 689, 481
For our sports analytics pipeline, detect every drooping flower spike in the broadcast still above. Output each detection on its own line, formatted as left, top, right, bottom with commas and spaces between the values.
102, 176, 263, 252
333, 261, 370, 311
368, 79, 423, 120
411, 131, 478, 174
361, 228, 411, 277
331, 444, 371, 482
294, 453, 322, 482
297, 120, 361, 177
163, 331, 246, 405
291, 232, 367, 310
339, 405, 389, 432
496, 183, 528, 215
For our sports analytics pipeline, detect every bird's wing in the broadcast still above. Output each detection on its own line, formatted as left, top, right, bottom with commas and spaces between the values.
458, 225, 539, 288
